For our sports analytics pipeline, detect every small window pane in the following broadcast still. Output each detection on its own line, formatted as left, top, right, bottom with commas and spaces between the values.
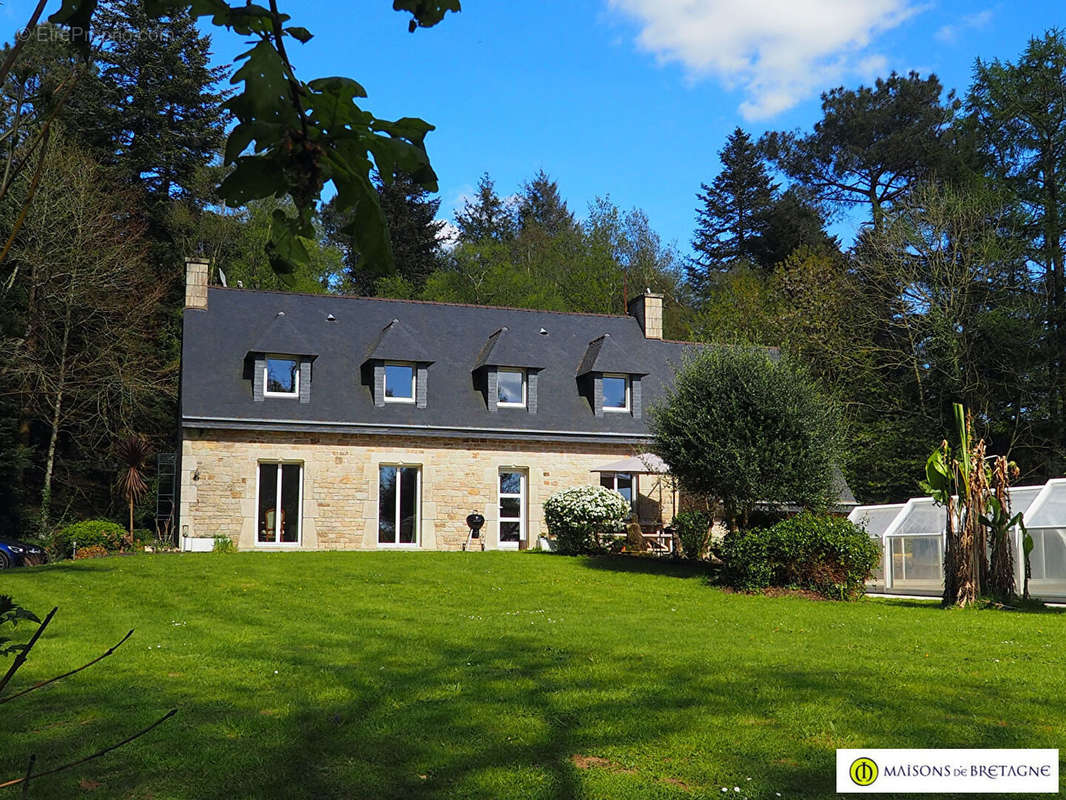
280, 464, 301, 543
500, 521, 521, 542
603, 376, 628, 409
599, 474, 614, 490
616, 473, 633, 503
378, 466, 397, 543
384, 364, 414, 399
497, 370, 525, 405
399, 467, 419, 543
500, 471, 522, 495
266, 358, 298, 394
500, 497, 521, 519
258, 463, 278, 542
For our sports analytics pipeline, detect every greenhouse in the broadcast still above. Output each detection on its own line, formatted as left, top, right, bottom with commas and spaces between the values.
849, 483, 1061, 600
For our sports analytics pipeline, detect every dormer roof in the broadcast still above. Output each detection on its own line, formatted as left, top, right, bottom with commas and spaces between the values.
577, 333, 649, 377
364, 318, 435, 364
474, 327, 543, 370
248, 311, 317, 357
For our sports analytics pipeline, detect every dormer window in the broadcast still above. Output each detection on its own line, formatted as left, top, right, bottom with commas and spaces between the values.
264, 355, 299, 397
384, 362, 416, 403
602, 374, 630, 412
497, 368, 527, 408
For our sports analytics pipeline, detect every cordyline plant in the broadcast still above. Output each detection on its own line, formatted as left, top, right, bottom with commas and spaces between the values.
920, 403, 1026, 607
115, 434, 151, 547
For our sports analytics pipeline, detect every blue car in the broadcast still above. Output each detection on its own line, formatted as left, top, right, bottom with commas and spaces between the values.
0, 537, 47, 568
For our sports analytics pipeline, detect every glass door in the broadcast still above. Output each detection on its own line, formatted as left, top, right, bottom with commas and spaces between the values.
498, 469, 526, 549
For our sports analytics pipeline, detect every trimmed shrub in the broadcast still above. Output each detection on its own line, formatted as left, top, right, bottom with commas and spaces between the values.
53, 520, 126, 558
543, 485, 631, 555
720, 512, 880, 599
672, 510, 713, 560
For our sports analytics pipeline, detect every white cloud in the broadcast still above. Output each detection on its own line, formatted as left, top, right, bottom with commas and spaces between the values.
608, 0, 920, 119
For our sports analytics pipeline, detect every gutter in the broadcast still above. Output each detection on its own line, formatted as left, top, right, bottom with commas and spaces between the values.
181, 415, 654, 445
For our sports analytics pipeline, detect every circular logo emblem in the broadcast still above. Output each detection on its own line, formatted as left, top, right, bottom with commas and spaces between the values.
850, 757, 879, 787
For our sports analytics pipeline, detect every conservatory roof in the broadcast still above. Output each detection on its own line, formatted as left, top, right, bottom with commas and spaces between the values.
1019, 479, 1066, 529
848, 504, 906, 537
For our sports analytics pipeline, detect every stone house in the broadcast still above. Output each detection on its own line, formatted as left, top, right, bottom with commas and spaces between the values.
177, 258, 840, 552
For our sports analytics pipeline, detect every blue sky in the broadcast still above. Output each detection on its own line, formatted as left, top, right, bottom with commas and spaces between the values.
6, 1, 1066, 255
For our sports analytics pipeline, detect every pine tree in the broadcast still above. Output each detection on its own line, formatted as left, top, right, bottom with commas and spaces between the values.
689, 128, 777, 287
455, 172, 515, 242
87, 0, 229, 212
326, 173, 445, 295
517, 169, 576, 235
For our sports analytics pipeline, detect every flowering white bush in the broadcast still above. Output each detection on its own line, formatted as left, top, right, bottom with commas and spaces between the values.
543, 485, 631, 554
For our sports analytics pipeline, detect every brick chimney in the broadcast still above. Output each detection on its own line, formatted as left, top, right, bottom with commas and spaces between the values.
185, 257, 209, 310
627, 290, 663, 339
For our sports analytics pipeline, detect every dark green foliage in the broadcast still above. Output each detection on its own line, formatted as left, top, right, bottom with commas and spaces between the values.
720, 512, 880, 599
969, 29, 1066, 472
650, 347, 846, 525
325, 172, 445, 295
671, 510, 713, 560
52, 519, 127, 558
689, 127, 776, 283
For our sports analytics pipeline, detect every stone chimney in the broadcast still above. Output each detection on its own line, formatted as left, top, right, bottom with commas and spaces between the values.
185, 257, 209, 310
627, 290, 663, 340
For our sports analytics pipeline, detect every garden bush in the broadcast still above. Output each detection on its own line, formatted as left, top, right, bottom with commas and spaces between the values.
52, 520, 126, 558
543, 485, 631, 555
672, 510, 713, 560
720, 512, 880, 599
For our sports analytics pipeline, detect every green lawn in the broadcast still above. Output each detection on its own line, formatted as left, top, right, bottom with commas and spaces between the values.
0, 553, 1062, 800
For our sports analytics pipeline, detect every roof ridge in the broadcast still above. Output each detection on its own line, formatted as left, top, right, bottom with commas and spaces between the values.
207, 284, 634, 321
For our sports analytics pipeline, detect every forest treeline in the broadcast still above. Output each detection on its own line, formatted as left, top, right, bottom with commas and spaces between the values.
1, 3, 1064, 533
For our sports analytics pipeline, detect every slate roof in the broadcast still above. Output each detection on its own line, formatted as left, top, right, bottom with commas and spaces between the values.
182, 287, 703, 443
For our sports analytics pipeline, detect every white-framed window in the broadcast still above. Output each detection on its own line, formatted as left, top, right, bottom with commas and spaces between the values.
498, 469, 527, 549
264, 355, 299, 397
378, 464, 421, 546
257, 461, 303, 545
497, 368, 526, 407
602, 373, 630, 412
599, 472, 634, 509
384, 362, 416, 403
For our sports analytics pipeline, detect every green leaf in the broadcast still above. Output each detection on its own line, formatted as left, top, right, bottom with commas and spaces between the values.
266, 209, 312, 275
393, 0, 461, 31
219, 155, 289, 205
286, 26, 313, 43
308, 76, 368, 99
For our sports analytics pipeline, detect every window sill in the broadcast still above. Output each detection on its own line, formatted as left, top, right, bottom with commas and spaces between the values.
377, 543, 421, 549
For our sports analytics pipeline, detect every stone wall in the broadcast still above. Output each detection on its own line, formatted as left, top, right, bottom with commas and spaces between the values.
179, 428, 676, 551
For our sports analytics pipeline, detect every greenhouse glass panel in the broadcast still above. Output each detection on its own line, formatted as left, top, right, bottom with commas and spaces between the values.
889, 535, 943, 588
1028, 528, 1066, 596
1006, 486, 1043, 519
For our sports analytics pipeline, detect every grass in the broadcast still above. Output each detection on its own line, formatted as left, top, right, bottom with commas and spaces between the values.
0, 552, 1063, 800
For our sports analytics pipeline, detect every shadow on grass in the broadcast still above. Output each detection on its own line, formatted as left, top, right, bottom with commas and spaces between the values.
5, 617, 1058, 800
576, 554, 716, 580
